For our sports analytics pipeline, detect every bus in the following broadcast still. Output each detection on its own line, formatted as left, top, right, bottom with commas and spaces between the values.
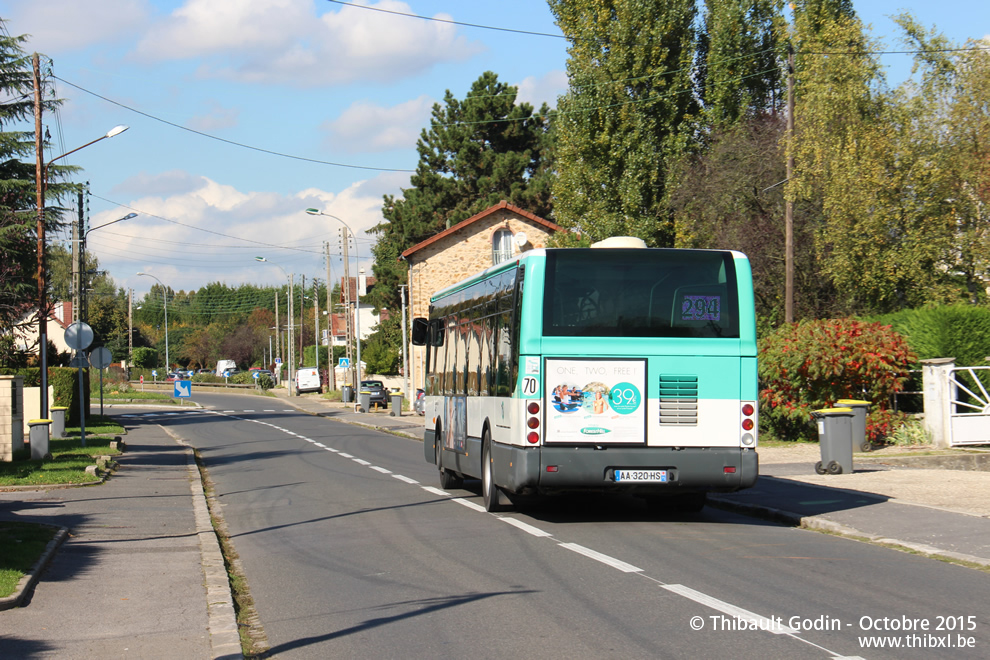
411, 237, 758, 513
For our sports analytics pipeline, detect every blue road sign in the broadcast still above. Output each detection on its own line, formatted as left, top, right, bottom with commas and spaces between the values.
223, 370, 231, 378
338, 358, 350, 368
252, 371, 260, 379
152, 370, 158, 378
274, 357, 282, 364
174, 380, 192, 398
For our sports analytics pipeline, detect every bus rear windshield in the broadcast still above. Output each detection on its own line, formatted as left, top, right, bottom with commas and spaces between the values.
542, 249, 740, 338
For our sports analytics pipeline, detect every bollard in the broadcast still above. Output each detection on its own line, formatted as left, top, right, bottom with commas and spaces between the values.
27, 419, 52, 460
50, 406, 68, 438
390, 392, 403, 417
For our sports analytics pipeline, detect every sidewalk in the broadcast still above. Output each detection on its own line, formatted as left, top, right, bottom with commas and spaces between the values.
0, 423, 240, 658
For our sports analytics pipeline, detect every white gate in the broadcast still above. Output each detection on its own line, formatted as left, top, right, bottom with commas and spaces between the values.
948, 366, 990, 446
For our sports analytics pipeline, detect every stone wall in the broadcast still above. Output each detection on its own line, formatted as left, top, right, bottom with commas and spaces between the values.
0, 375, 25, 462
406, 208, 558, 389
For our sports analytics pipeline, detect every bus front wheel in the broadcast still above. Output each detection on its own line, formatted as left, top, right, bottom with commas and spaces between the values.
436, 428, 462, 490
482, 432, 510, 512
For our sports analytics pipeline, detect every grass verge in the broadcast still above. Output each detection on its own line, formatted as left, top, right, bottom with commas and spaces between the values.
0, 415, 126, 487
0, 522, 58, 598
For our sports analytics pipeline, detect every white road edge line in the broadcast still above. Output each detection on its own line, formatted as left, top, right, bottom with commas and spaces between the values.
453, 498, 487, 512
661, 584, 798, 635
370, 466, 392, 474
500, 517, 553, 538
558, 542, 642, 573
392, 475, 418, 484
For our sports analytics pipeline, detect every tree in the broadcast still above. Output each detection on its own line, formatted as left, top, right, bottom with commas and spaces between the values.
362, 315, 401, 376
371, 71, 554, 313
0, 29, 71, 365
548, 0, 697, 246
696, 0, 785, 128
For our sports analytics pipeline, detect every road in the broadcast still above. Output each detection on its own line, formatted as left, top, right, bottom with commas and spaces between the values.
135, 392, 988, 659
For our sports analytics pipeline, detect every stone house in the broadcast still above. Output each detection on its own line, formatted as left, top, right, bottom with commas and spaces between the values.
400, 200, 564, 390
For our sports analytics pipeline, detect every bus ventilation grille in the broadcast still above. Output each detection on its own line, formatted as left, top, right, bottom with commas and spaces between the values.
658, 375, 698, 425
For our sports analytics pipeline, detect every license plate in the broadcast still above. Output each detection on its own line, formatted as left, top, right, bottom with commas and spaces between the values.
615, 469, 667, 483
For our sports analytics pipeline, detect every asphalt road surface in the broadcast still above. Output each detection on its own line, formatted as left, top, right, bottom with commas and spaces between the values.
132, 392, 989, 659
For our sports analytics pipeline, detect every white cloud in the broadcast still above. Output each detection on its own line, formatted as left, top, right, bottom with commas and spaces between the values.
515, 70, 568, 109
135, 0, 483, 87
88, 172, 391, 292
4, 0, 149, 52
187, 100, 240, 132
325, 95, 433, 153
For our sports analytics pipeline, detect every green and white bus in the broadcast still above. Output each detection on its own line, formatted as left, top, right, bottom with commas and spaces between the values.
411, 237, 758, 512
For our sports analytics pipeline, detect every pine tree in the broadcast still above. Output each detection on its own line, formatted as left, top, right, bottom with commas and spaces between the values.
370, 71, 553, 313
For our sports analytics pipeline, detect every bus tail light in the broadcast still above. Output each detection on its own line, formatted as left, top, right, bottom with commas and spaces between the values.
724, 466, 737, 474
741, 401, 757, 446
526, 401, 541, 443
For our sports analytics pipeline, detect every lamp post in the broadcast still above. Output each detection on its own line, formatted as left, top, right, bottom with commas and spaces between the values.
74, 212, 138, 323
306, 208, 363, 386
136, 272, 169, 375
256, 257, 295, 395
34, 122, 129, 420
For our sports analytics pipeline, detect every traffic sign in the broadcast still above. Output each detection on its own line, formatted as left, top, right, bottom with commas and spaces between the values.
252, 371, 260, 379
223, 370, 231, 378
174, 380, 192, 398
274, 357, 282, 364
90, 346, 113, 369
338, 357, 350, 368
64, 321, 94, 351
152, 370, 158, 378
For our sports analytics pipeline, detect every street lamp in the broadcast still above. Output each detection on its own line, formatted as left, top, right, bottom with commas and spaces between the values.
73, 213, 138, 323
305, 208, 363, 387
136, 272, 169, 375
34, 124, 129, 420
256, 256, 295, 395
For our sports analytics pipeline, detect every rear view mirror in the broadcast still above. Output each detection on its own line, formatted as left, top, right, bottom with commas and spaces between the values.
411, 317, 429, 346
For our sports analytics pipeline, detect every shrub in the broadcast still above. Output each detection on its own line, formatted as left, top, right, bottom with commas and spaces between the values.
871, 304, 990, 367
257, 374, 274, 391
759, 318, 915, 441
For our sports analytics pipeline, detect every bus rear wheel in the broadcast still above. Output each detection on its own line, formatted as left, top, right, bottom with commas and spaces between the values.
436, 428, 462, 490
482, 433, 509, 513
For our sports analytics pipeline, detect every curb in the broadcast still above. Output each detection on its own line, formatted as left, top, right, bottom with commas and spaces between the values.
708, 496, 990, 569
0, 524, 68, 611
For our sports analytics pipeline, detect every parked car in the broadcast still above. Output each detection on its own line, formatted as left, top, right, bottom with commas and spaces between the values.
414, 388, 425, 416
295, 367, 322, 395
359, 380, 388, 409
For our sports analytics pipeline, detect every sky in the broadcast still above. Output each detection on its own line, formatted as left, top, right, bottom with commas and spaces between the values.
1, 0, 987, 301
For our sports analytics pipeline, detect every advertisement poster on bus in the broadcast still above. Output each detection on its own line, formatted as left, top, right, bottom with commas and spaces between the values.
544, 358, 646, 444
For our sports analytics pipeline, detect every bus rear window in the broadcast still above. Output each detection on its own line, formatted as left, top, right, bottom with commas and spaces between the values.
542, 249, 740, 338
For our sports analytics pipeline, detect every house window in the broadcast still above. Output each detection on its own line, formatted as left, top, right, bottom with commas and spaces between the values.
492, 229, 514, 265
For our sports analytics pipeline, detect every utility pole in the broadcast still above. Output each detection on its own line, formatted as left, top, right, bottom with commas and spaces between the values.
33, 52, 49, 421
341, 228, 354, 387
325, 242, 335, 391
128, 288, 133, 368
785, 43, 795, 324
299, 274, 305, 367
400, 285, 409, 400
313, 278, 320, 375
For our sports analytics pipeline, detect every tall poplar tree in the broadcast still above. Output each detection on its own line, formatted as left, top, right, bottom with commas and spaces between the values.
548, 0, 697, 246
370, 71, 553, 314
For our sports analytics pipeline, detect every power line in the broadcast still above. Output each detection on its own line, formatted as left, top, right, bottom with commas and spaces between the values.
324, 0, 566, 40
53, 75, 415, 173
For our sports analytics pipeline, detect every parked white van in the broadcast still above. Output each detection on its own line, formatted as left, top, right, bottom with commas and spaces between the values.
295, 367, 321, 395
215, 359, 237, 377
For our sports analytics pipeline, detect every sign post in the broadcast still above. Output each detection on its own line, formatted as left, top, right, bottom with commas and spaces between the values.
64, 321, 94, 447
90, 346, 113, 417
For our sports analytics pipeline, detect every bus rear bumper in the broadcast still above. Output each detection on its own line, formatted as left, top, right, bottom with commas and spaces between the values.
494, 444, 759, 495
